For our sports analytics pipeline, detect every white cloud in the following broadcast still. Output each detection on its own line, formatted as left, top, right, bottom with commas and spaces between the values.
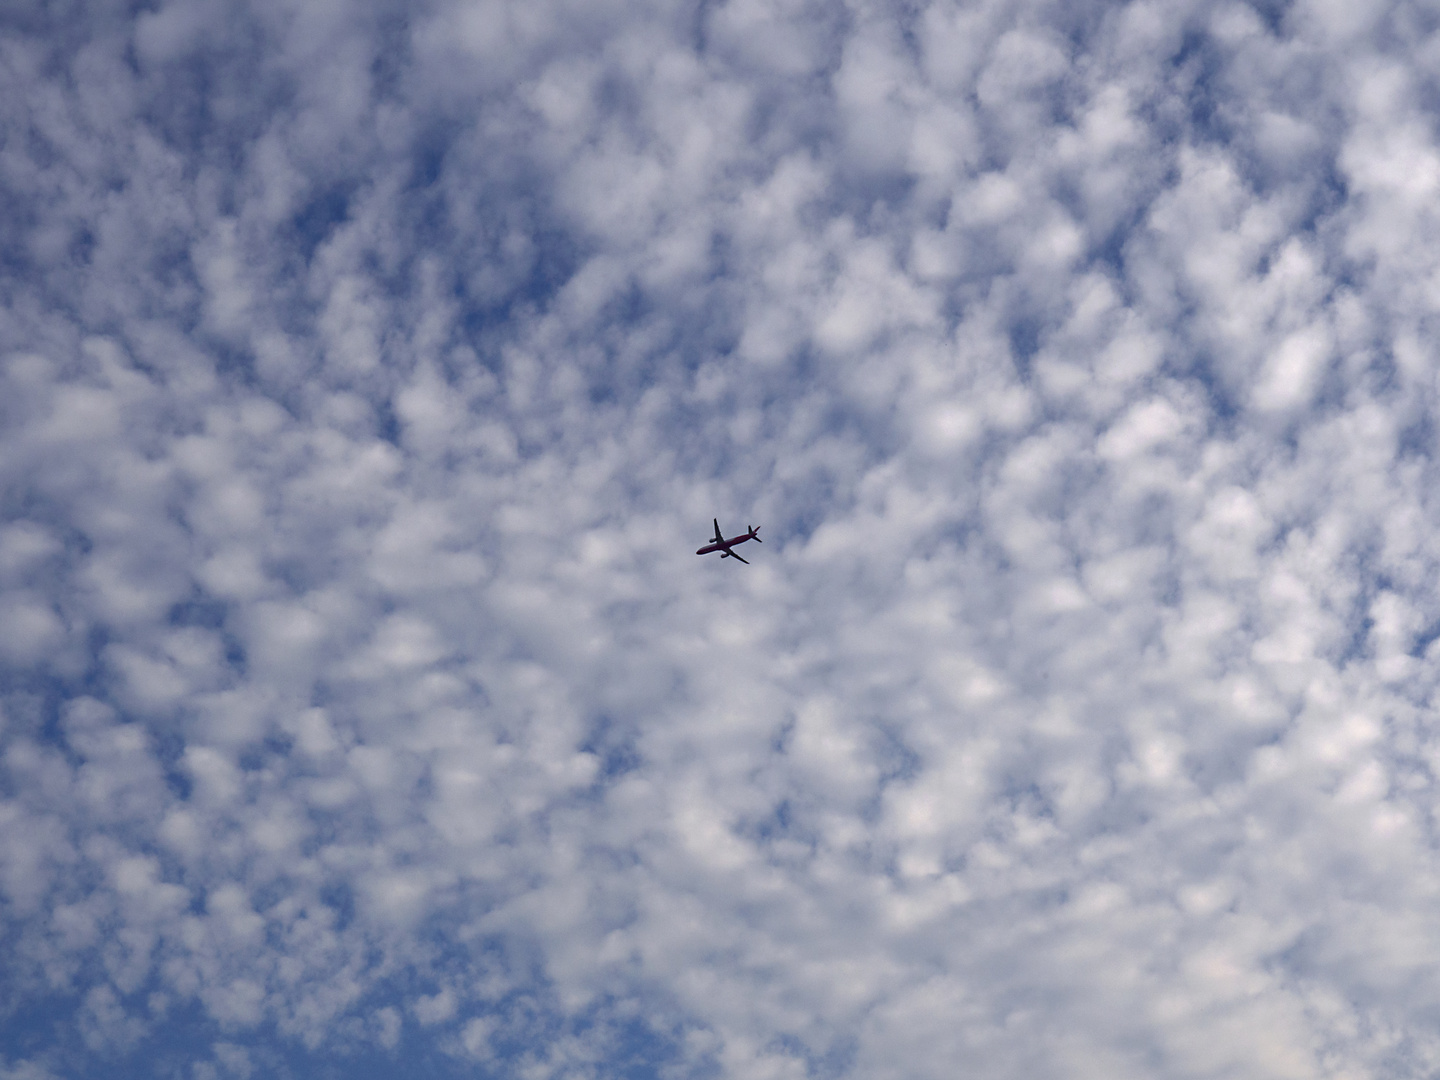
6, 0, 1440, 1077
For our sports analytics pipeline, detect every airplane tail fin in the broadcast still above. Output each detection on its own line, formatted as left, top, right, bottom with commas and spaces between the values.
750, 525, 761, 542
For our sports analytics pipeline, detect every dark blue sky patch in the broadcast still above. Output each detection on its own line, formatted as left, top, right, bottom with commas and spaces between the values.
1082, 205, 1150, 289
0, 991, 490, 1080
0, 681, 100, 767
145, 723, 192, 799
564, 1003, 694, 1080
166, 596, 227, 632
579, 715, 643, 785
291, 186, 355, 265
775, 479, 844, 548
0, 992, 130, 1077
319, 881, 357, 933
408, 128, 452, 195
867, 720, 922, 790
1248, 0, 1291, 38
1172, 352, 1242, 431
1006, 313, 1044, 378
453, 215, 587, 345
765, 1029, 856, 1080
138, 42, 275, 186
1165, 26, 1233, 151
375, 394, 403, 447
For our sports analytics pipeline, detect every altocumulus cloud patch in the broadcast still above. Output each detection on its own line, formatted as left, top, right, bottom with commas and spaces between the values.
4, 0, 1440, 1077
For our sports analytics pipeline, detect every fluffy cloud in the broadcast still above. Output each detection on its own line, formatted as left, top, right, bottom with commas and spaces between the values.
4, 0, 1440, 1076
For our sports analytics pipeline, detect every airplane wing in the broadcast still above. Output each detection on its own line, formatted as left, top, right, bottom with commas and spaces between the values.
712, 519, 724, 544
727, 550, 750, 564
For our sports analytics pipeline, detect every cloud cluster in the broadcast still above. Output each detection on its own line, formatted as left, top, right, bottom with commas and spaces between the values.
5, 0, 1440, 1076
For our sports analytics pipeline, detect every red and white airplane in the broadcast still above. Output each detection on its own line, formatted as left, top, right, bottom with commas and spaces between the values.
696, 519, 762, 564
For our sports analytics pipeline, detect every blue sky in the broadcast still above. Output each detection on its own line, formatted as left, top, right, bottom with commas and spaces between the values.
5, 0, 1440, 1077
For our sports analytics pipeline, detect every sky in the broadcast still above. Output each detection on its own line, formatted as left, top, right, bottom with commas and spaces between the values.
4, 0, 1440, 1077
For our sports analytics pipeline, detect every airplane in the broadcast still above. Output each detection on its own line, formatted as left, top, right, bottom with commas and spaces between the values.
696, 519, 761, 564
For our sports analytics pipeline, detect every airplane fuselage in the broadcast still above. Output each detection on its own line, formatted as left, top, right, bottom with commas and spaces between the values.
696, 532, 758, 556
